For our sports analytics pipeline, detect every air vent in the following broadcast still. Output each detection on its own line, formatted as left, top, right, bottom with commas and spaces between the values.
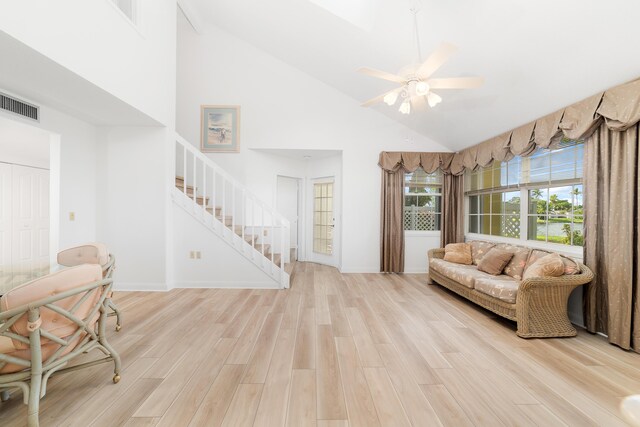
0, 92, 39, 122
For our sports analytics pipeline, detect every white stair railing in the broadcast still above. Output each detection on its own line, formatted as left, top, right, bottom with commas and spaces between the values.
173, 134, 291, 288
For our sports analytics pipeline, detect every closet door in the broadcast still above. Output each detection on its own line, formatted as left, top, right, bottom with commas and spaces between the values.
11, 165, 49, 271
0, 163, 11, 277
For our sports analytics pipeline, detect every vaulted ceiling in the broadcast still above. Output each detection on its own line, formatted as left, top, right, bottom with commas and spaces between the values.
186, 0, 640, 151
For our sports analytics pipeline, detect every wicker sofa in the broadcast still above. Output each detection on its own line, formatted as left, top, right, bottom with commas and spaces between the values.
427, 241, 594, 338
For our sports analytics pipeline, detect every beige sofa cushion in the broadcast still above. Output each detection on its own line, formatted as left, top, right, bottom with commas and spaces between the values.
443, 243, 473, 265
474, 276, 520, 304
561, 256, 580, 275
477, 248, 514, 275
523, 253, 565, 280
495, 244, 531, 280
469, 241, 496, 265
525, 249, 552, 271
430, 259, 489, 289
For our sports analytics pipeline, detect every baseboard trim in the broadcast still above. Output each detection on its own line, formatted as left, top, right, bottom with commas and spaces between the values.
113, 282, 168, 292
173, 280, 281, 290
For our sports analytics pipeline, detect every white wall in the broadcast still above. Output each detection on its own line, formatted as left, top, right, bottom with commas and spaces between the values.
96, 126, 172, 290
405, 233, 441, 273
172, 205, 279, 288
0, 0, 177, 127
176, 14, 450, 273
0, 117, 50, 169
0, 98, 99, 250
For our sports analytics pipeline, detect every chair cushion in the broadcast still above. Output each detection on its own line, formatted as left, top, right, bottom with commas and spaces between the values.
474, 275, 520, 304
494, 244, 532, 281
468, 241, 496, 265
477, 248, 515, 275
0, 264, 103, 350
430, 259, 490, 289
57, 243, 109, 267
443, 243, 473, 265
523, 253, 565, 280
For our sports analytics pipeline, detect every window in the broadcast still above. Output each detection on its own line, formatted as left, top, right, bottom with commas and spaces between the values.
404, 169, 442, 231
111, 0, 138, 25
313, 182, 334, 255
465, 141, 583, 246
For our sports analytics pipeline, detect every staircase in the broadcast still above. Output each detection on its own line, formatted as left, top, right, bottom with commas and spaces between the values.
172, 135, 293, 288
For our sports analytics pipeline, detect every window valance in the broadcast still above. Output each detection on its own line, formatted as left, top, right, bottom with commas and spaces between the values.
379, 78, 640, 176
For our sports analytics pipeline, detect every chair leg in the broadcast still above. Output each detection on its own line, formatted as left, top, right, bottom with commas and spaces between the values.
107, 299, 123, 332
27, 373, 42, 427
99, 307, 122, 383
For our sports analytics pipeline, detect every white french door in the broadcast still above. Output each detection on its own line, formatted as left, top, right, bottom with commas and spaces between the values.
0, 164, 11, 278
309, 177, 339, 267
0, 164, 50, 275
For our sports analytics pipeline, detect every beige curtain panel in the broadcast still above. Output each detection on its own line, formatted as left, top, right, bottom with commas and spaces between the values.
380, 168, 405, 273
583, 123, 640, 351
379, 79, 640, 176
441, 174, 464, 247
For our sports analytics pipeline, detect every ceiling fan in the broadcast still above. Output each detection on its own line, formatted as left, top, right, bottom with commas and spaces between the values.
358, 10, 483, 114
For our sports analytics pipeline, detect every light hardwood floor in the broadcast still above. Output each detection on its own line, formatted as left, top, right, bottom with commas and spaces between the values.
1, 262, 639, 426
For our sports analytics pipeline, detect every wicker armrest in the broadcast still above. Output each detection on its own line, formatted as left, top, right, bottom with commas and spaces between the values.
428, 248, 445, 261
518, 263, 594, 293
515, 263, 593, 338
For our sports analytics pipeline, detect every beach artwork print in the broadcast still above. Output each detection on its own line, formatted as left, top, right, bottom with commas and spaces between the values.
200, 105, 240, 153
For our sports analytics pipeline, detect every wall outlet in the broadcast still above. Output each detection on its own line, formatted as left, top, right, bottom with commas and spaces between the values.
69, 212, 75, 221
189, 251, 202, 259
196, 251, 201, 259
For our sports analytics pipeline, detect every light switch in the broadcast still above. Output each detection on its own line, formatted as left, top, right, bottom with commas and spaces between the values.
69, 212, 75, 221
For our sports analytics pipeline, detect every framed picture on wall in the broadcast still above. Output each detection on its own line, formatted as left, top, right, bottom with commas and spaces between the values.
200, 105, 240, 153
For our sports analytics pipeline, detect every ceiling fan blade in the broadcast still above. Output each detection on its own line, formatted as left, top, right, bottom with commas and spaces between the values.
417, 42, 458, 79
361, 87, 402, 107
428, 77, 484, 89
357, 67, 406, 84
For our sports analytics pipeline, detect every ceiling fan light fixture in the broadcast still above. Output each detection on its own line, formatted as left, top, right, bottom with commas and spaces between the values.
415, 81, 430, 96
383, 91, 399, 106
427, 92, 442, 108
399, 100, 411, 114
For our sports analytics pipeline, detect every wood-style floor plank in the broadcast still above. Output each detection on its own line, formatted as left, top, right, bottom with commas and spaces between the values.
1, 263, 638, 427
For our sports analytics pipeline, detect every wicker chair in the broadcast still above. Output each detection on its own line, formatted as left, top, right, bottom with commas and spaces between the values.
57, 243, 122, 332
0, 264, 121, 427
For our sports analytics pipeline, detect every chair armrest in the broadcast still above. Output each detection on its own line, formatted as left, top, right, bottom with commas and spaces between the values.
428, 248, 445, 262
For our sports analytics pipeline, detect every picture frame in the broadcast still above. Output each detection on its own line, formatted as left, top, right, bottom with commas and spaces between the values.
200, 105, 240, 153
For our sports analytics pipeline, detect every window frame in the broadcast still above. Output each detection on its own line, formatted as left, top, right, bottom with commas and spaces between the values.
403, 169, 443, 235
464, 143, 584, 258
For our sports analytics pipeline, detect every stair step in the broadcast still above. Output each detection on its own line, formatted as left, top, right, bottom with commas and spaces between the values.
254, 244, 270, 253
206, 206, 223, 215
216, 215, 233, 225
243, 234, 259, 244
177, 185, 195, 196
195, 196, 210, 206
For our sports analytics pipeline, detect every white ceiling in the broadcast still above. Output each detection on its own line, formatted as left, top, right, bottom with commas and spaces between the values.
186, 0, 640, 151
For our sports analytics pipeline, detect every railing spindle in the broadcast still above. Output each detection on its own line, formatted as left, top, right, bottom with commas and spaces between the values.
182, 144, 187, 195
192, 153, 197, 208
